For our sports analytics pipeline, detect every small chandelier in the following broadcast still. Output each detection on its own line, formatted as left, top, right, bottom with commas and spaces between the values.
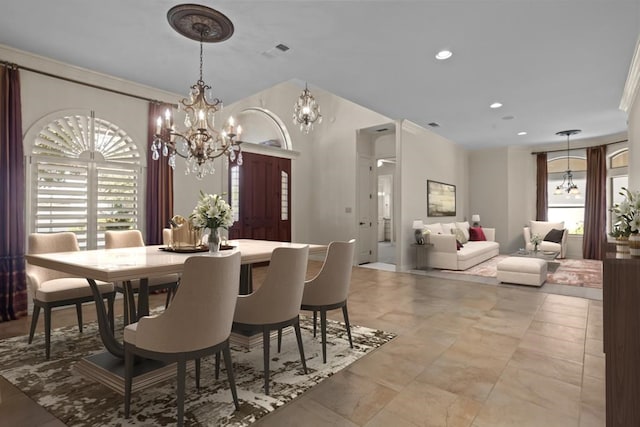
554, 129, 581, 195
152, 4, 242, 179
293, 83, 322, 134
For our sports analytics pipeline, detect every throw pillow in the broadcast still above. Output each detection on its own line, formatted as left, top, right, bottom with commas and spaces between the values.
452, 227, 468, 244
469, 226, 486, 241
456, 240, 463, 250
455, 221, 470, 241
544, 228, 564, 243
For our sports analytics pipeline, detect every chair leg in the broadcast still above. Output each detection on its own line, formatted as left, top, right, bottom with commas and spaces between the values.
223, 343, 240, 410
342, 304, 353, 349
177, 360, 186, 427
215, 351, 220, 380
28, 305, 41, 344
293, 319, 308, 374
195, 358, 201, 389
164, 288, 172, 308
263, 328, 270, 395
277, 328, 282, 353
76, 303, 83, 333
320, 309, 327, 364
123, 290, 130, 325
124, 347, 134, 418
313, 311, 318, 337
44, 306, 52, 359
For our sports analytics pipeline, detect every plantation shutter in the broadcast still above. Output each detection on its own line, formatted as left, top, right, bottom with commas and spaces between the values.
30, 112, 141, 249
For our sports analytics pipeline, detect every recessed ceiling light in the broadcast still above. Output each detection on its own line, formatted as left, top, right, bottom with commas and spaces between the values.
490, 102, 503, 109
435, 50, 453, 60
517, 131, 527, 136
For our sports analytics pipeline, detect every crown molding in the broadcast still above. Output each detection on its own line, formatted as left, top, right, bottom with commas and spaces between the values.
620, 35, 640, 113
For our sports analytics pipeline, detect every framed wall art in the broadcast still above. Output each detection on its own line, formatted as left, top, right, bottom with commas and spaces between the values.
427, 180, 456, 217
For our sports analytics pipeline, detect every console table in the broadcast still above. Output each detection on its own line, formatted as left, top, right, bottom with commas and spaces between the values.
603, 253, 640, 426
411, 243, 433, 270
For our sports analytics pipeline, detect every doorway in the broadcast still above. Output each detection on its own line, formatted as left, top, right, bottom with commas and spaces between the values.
356, 123, 397, 267
377, 159, 395, 264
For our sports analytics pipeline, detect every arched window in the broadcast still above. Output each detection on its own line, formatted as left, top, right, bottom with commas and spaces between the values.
28, 112, 142, 249
609, 147, 629, 230
547, 150, 586, 234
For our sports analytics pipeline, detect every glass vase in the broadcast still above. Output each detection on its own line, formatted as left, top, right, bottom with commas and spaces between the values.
208, 228, 221, 253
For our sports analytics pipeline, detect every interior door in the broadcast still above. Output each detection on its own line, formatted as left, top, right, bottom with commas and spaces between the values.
228, 152, 291, 241
357, 155, 375, 264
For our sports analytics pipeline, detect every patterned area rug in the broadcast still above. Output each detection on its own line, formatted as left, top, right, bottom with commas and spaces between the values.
0, 315, 394, 426
442, 255, 603, 288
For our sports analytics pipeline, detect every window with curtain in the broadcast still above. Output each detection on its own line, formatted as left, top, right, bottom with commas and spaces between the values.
29, 112, 142, 249
547, 151, 587, 235
608, 148, 629, 231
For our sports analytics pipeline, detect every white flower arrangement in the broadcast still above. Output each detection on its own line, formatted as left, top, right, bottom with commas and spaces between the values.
530, 233, 542, 246
422, 228, 431, 236
610, 187, 640, 237
189, 191, 234, 231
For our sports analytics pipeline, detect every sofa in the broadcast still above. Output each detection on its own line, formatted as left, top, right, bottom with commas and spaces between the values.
424, 221, 499, 270
523, 220, 568, 258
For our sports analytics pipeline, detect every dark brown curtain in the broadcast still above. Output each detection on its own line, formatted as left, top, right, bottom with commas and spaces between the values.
145, 102, 174, 245
583, 145, 607, 260
0, 64, 27, 321
536, 153, 548, 221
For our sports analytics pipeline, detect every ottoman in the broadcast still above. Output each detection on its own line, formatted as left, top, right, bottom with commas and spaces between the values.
496, 257, 547, 287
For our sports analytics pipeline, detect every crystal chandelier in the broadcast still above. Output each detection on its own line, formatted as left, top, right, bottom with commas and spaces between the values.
554, 129, 581, 195
293, 83, 322, 134
151, 4, 242, 179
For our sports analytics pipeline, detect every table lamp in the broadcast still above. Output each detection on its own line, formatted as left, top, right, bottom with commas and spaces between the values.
412, 220, 425, 244
472, 214, 480, 227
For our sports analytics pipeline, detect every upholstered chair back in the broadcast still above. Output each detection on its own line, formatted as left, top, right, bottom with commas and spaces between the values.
235, 246, 309, 325
130, 252, 241, 353
27, 232, 80, 293
302, 240, 355, 306
105, 230, 145, 249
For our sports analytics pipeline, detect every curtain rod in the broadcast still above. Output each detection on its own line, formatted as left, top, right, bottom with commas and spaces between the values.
531, 138, 628, 155
1, 60, 178, 108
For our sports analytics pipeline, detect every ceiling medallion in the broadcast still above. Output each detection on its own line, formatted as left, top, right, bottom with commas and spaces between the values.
167, 4, 234, 43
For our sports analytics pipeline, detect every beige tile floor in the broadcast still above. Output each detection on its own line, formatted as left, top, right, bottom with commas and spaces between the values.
0, 262, 605, 426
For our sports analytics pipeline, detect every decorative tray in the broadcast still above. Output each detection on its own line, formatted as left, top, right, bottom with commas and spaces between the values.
159, 245, 235, 253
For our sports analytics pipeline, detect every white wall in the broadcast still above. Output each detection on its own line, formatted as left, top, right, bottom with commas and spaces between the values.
398, 120, 468, 270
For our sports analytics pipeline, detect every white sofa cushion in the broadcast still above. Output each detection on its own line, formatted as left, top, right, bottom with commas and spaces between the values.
456, 241, 499, 262
442, 222, 456, 234
426, 223, 444, 234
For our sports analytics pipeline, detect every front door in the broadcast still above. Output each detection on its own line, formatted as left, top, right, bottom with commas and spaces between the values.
228, 152, 291, 241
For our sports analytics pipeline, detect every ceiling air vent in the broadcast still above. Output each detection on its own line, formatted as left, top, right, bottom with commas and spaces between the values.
275, 44, 290, 52
428, 122, 440, 127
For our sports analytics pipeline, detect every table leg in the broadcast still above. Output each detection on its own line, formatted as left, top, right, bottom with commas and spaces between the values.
240, 264, 253, 294
86, 278, 124, 358
137, 278, 149, 319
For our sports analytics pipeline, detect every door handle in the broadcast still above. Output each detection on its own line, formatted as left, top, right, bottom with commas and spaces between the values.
359, 222, 366, 225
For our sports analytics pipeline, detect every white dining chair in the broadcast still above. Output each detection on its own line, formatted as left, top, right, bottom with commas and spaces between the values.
124, 252, 241, 426
26, 232, 115, 359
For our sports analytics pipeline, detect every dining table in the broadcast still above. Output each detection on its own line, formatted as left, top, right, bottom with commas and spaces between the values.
24, 239, 327, 360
